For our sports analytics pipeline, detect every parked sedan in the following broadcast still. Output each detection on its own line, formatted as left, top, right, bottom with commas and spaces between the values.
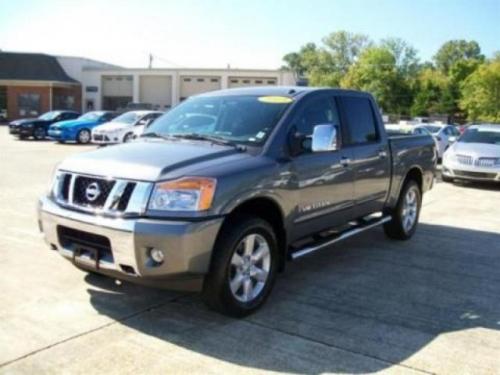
415, 123, 461, 159
8, 110, 80, 140
48, 111, 117, 144
442, 124, 500, 183
92, 111, 163, 144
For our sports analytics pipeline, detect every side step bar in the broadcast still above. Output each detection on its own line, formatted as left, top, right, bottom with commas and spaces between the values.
290, 216, 392, 260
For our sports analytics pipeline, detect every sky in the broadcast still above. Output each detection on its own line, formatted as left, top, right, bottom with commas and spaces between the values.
0, 0, 498, 69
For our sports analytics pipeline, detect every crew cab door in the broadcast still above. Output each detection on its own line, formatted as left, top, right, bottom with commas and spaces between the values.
289, 94, 355, 241
339, 95, 391, 217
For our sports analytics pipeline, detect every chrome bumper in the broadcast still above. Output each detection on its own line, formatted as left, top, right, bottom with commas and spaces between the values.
38, 196, 224, 290
442, 162, 500, 182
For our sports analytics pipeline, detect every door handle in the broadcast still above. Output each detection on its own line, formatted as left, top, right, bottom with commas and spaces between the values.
378, 150, 388, 158
340, 156, 351, 167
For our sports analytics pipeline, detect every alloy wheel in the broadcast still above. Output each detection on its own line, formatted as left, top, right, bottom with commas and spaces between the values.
229, 233, 271, 303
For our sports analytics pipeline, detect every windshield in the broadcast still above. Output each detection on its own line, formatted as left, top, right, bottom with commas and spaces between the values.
112, 112, 141, 125
459, 128, 500, 145
145, 95, 292, 145
38, 111, 61, 120
422, 125, 442, 134
78, 111, 103, 121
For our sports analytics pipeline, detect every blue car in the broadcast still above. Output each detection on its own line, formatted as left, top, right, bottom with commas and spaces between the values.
48, 111, 117, 144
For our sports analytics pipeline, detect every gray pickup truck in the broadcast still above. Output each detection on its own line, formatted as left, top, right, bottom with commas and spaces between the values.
38, 87, 436, 317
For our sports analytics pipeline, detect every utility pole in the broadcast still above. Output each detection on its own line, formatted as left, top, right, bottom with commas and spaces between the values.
149, 53, 153, 69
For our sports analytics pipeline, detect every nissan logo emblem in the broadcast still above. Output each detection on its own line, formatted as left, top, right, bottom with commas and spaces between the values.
85, 182, 101, 202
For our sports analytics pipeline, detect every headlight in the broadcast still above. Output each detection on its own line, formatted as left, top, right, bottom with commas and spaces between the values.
149, 177, 217, 211
23, 123, 34, 128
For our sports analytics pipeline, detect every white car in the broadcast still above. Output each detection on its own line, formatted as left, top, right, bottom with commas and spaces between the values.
415, 123, 460, 159
92, 110, 163, 144
442, 124, 500, 183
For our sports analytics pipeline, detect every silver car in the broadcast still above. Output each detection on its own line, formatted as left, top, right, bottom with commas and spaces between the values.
442, 124, 500, 183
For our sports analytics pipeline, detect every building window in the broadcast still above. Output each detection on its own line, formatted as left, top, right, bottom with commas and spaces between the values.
17, 93, 41, 116
54, 95, 75, 110
267, 80, 276, 84
231, 79, 238, 83
255, 80, 263, 84
197, 78, 205, 82
243, 80, 250, 84
210, 78, 219, 83
183, 78, 191, 82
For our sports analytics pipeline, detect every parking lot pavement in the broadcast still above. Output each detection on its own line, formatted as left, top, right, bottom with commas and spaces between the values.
0, 126, 499, 374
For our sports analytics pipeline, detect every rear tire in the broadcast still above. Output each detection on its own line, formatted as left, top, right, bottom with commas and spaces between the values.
202, 215, 278, 317
384, 180, 421, 240
77, 129, 91, 144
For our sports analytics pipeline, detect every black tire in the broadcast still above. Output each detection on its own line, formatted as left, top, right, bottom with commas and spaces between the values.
123, 132, 133, 143
33, 126, 46, 140
442, 174, 453, 183
202, 215, 278, 317
384, 180, 421, 240
77, 129, 91, 144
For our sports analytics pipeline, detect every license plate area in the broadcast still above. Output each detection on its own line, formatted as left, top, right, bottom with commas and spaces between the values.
73, 245, 100, 270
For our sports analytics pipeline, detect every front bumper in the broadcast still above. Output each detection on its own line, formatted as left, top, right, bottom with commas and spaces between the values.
92, 133, 121, 144
48, 129, 69, 141
38, 196, 224, 291
9, 126, 33, 136
442, 160, 500, 182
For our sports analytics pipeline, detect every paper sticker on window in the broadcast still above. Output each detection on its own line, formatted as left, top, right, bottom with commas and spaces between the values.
256, 131, 266, 139
258, 96, 293, 104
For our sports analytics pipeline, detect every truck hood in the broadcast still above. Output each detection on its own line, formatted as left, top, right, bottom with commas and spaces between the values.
450, 142, 500, 158
58, 139, 243, 181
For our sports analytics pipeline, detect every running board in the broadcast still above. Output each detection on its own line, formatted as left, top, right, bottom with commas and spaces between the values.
290, 216, 392, 260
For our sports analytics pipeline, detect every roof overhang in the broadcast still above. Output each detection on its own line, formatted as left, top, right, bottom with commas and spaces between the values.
0, 79, 80, 88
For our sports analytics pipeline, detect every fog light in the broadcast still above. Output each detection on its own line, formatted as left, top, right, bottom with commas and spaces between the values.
149, 248, 164, 264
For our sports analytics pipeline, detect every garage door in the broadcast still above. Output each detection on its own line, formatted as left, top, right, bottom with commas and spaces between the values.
102, 75, 133, 110
180, 76, 221, 101
228, 77, 277, 88
139, 75, 172, 110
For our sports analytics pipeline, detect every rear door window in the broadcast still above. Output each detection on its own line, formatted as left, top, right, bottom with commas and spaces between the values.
341, 97, 379, 144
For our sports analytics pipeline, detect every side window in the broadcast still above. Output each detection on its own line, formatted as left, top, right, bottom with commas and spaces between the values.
342, 97, 379, 144
295, 97, 340, 137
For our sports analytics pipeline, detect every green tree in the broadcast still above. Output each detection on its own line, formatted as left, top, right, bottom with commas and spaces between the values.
281, 31, 371, 87
380, 37, 420, 78
460, 58, 500, 122
411, 68, 451, 116
340, 47, 408, 114
434, 40, 484, 74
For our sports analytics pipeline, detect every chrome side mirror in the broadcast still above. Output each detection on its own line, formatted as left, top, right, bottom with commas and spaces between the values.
312, 124, 339, 152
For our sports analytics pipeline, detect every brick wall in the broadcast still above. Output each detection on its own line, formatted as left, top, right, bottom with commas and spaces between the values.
7, 86, 50, 119
6, 84, 82, 119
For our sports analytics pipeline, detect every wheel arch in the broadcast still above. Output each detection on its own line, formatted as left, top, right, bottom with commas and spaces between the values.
218, 196, 287, 272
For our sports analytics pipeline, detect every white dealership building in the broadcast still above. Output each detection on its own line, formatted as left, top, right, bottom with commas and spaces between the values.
57, 56, 296, 112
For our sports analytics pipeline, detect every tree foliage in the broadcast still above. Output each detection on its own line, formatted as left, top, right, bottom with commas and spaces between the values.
281, 32, 494, 122
460, 58, 500, 122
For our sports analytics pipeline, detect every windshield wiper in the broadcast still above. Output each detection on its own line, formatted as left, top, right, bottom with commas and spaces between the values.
141, 132, 176, 141
172, 133, 246, 151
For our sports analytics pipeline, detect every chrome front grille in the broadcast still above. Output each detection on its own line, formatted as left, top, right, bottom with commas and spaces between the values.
456, 154, 473, 165
52, 172, 153, 216
476, 158, 498, 168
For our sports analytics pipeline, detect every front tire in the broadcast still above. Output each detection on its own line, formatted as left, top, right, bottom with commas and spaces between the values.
202, 215, 278, 317
123, 132, 133, 143
33, 127, 46, 140
77, 129, 91, 144
442, 174, 453, 183
384, 180, 421, 240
